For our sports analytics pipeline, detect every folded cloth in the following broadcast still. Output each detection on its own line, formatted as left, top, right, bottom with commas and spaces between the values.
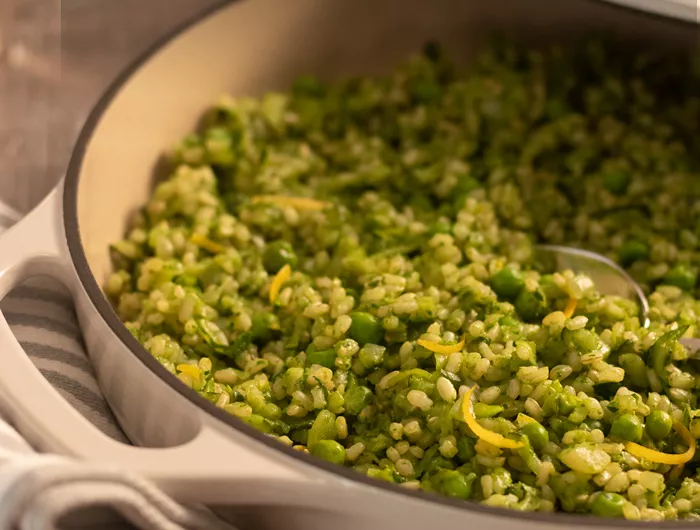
0, 203, 239, 530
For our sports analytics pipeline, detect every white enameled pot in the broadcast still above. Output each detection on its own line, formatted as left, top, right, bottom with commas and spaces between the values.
0, 1, 697, 528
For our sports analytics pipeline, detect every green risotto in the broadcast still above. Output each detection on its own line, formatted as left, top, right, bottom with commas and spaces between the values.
107, 38, 700, 519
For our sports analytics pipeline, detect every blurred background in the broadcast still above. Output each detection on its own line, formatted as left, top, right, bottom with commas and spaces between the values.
0, 0, 220, 213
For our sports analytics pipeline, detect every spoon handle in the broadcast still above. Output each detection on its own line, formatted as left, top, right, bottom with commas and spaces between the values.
535, 244, 650, 327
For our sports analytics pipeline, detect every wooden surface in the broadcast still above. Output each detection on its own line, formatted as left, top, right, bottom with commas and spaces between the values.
0, 0, 220, 213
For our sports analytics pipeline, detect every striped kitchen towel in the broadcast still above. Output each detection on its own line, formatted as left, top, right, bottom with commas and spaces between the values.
3, 276, 130, 443
0, 202, 238, 530
0, 204, 129, 443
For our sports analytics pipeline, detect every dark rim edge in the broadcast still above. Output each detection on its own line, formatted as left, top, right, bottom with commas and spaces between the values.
62, 0, 699, 526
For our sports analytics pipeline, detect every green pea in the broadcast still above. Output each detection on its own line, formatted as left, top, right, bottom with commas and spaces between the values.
290, 429, 309, 445
514, 288, 549, 323
521, 421, 549, 450
326, 391, 345, 414
366, 433, 392, 454
349, 312, 384, 345
245, 387, 267, 413
558, 394, 578, 416
499, 315, 519, 328
619, 240, 649, 267
619, 353, 649, 388
602, 170, 631, 196
250, 312, 279, 344
176, 133, 206, 165
263, 240, 298, 273
571, 328, 598, 352
244, 414, 275, 434
204, 127, 236, 166
282, 367, 304, 393
344, 385, 373, 415
590, 492, 625, 518
311, 439, 346, 465
430, 220, 452, 235
550, 418, 578, 439
491, 268, 525, 301
306, 345, 337, 368
664, 264, 697, 292
358, 344, 386, 368
645, 410, 673, 440
258, 403, 281, 421
366, 466, 396, 483
583, 419, 604, 432
473, 403, 504, 418
542, 393, 559, 416
307, 410, 337, 449
438, 470, 476, 499
611, 413, 644, 442
492, 467, 513, 492
410, 377, 435, 396
414, 296, 439, 322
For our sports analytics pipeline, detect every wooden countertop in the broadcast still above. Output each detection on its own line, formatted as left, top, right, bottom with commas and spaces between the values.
0, 0, 219, 213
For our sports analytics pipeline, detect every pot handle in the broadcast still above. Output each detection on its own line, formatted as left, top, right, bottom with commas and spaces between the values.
0, 186, 319, 506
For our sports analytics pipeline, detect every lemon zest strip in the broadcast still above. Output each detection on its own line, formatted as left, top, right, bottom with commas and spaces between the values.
177, 364, 201, 379
563, 297, 577, 318
191, 233, 227, 254
625, 421, 695, 465
269, 264, 292, 303
251, 195, 330, 211
462, 386, 524, 449
417, 337, 465, 354
516, 413, 537, 426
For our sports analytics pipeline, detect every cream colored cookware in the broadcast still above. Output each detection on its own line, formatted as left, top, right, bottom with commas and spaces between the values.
0, 1, 695, 528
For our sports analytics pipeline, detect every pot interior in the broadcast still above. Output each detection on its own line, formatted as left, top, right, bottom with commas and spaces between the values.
67, 0, 698, 520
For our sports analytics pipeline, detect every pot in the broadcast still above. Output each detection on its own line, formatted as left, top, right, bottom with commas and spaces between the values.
0, 1, 696, 529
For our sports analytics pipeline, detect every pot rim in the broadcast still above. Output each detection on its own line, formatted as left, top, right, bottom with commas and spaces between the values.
62, 0, 698, 525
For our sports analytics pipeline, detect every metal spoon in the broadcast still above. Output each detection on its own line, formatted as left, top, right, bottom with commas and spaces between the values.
535, 244, 700, 355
